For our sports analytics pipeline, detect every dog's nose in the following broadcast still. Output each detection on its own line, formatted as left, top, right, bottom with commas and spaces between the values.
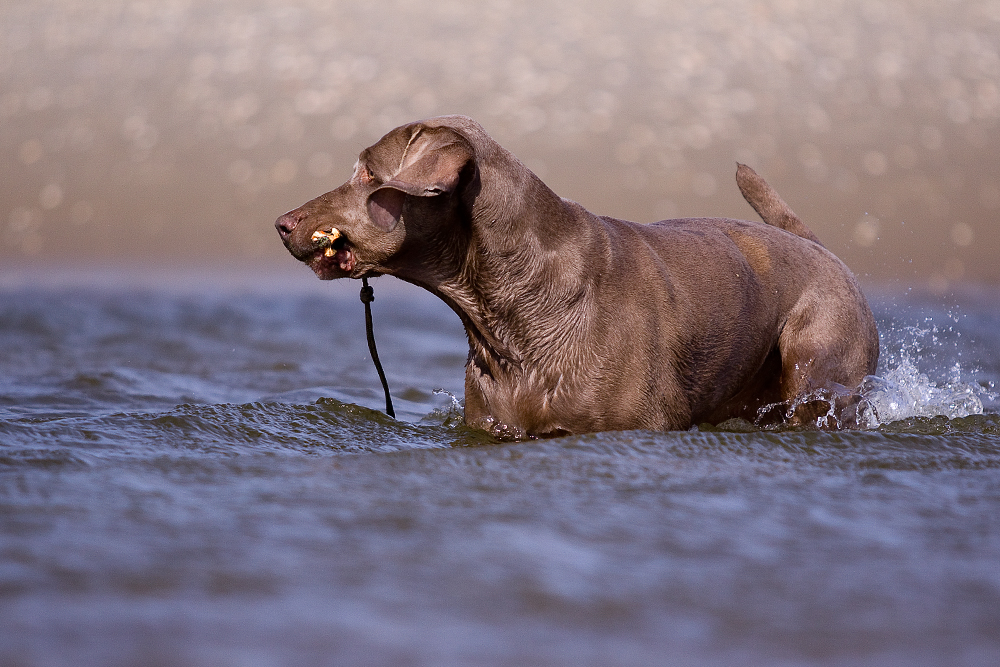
274, 211, 301, 240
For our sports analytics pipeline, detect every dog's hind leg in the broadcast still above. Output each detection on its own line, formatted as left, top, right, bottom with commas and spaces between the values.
776, 285, 880, 427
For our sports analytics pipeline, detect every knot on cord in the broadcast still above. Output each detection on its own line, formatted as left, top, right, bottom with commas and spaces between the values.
360, 284, 374, 304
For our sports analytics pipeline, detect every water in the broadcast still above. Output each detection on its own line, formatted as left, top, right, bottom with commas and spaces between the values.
2, 269, 1000, 666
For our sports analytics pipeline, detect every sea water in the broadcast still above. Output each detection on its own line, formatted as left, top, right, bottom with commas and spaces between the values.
1, 270, 999, 666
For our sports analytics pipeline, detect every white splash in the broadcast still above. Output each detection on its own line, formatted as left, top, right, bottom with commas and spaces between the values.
855, 322, 995, 429
422, 388, 465, 427
856, 361, 987, 428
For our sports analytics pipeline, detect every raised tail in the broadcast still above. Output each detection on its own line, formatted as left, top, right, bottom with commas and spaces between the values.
736, 163, 823, 247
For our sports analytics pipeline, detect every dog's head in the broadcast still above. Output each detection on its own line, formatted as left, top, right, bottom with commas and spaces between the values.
275, 116, 480, 282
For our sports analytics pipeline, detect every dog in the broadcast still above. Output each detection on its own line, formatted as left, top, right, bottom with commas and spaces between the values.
275, 115, 878, 438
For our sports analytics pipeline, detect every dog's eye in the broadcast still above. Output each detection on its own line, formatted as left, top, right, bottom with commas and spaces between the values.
361, 165, 375, 183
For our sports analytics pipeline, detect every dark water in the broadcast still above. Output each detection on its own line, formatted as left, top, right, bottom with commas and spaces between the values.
2, 270, 1000, 666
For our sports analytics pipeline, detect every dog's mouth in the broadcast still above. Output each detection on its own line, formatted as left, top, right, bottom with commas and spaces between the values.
307, 227, 356, 279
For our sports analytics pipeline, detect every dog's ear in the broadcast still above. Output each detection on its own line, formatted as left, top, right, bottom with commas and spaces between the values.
366, 126, 474, 232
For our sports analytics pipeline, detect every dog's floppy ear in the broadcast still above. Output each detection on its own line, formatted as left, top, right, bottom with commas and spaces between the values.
366, 126, 474, 232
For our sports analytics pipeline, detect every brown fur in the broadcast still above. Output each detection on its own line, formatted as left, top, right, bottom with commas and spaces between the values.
276, 115, 879, 438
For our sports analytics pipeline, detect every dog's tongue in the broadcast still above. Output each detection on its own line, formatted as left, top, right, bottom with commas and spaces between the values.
335, 247, 355, 272
311, 228, 355, 272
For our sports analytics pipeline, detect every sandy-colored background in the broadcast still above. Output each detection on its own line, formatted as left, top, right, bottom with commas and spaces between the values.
2, 0, 998, 291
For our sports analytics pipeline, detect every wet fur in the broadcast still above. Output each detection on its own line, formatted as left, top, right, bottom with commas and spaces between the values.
275, 115, 879, 439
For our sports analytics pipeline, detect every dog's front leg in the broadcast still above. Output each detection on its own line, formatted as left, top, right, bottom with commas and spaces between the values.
462, 361, 528, 440
463, 367, 491, 428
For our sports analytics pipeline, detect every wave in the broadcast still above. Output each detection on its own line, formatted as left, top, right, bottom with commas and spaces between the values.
0, 396, 492, 467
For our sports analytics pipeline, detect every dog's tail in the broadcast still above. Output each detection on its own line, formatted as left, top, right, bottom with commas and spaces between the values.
735, 163, 823, 247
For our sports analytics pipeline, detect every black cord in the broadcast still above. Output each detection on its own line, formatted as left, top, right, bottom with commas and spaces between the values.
360, 277, 395, 418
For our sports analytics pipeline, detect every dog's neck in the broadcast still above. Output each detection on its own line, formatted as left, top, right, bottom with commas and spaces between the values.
402, 169, 601, 382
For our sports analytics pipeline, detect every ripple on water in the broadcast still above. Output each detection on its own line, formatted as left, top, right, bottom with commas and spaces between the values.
2, 397, 999, 473
0, 398, 496, 466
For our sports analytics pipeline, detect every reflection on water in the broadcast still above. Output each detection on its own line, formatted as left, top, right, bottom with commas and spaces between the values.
1, 0, 999, 286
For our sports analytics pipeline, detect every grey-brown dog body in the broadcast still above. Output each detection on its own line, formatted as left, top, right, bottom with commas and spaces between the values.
275, 115, 878, 438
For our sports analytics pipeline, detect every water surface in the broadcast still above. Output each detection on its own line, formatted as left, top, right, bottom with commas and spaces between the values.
1, 270, 999, 666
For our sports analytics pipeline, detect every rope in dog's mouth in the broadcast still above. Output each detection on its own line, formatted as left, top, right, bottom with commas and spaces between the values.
313, 228, 395, 419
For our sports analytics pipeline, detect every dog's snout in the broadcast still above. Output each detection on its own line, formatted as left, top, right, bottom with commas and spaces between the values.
275, 211, 302, 240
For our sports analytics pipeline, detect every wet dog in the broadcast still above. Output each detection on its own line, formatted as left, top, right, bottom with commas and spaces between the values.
276, 115, 878, 438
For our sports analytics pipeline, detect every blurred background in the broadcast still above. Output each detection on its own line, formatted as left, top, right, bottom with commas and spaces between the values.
2, 0, 998, 290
